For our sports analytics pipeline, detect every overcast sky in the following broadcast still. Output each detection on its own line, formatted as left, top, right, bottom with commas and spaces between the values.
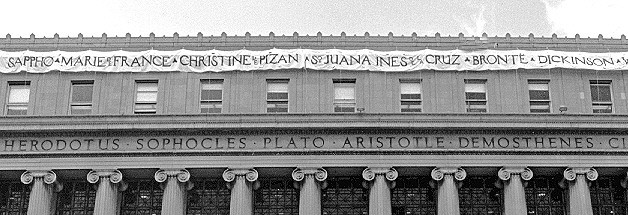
2, 0, 626, 39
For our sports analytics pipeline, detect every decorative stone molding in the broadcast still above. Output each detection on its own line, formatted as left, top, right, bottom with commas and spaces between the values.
292, 168, 327, 182
431, 167, 466, 181
362, 167, 398, 181
21, 170, 57, 185
155, 169, 191, 183
87, 170, 123, 184
498, 167, 533, 181
223, 168, 258, 182
564, 168, 598, 181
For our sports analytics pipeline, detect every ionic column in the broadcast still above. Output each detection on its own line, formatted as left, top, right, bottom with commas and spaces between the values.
154, 169, 192, 215
223, 168, 259, 215
563, 167, 597, 215
292, 168, 327, 215
362, 167, 398, 215
431, 167, 466, 215
498, 167, 533, 215
87, 170, 127, 215
21, 170, 62, 215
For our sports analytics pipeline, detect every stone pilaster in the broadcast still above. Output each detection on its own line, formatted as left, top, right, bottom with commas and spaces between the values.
87, 170, 126, 215
21, 170, 62, 215
362, 167, 398, 215
292, 167, 327, 215
154, 169, 192, 215
563, 167, 597, 215
498, 167, 533, 215
431, 167, 466, 215
223, 168, 259, 215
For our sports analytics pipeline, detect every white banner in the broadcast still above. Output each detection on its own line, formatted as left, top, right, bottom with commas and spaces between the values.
1, 49, 628, 73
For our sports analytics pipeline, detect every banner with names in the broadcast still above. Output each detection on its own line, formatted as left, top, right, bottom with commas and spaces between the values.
1, 49, 628, 73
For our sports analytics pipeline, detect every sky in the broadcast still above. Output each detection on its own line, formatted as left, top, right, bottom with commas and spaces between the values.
1, 0, 626, 39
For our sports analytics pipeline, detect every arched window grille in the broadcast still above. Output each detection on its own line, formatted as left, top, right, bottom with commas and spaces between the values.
459, 177, 502, 215
392, 176, 436, 215
590, 176, 628, 215
187, 178, 230, 215
0, 180, 29, 214
55, 180, 96, 215
322, 177, 368, 215
525, 176, 567, 215
121, 179, 162, 215
254, 177, 299, 215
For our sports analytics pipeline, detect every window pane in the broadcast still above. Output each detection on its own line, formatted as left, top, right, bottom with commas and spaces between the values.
591, 85, 612, 102
200, 101, 222, 113
593, 104, 613, 113
136, 92, 158, 102
201, 90, 223, 101
400, 83, 421, 94
529, 90, 550, 100
137, 83, 158, 92
401, 94, 421, 100
267, 83, 288, 92
71, 84, 93, 103
267, 92, 288, 100
466, 92, 486, 100
465, 83, 486, 93
334, 87, 355, 100
528, 83, 549, 91
8, 88, 30, 104
71, 106, 93, 115
7, 106, 28, 115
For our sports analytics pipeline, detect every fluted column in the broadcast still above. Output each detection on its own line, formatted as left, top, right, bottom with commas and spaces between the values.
21, 170, 62, 215
431, 167, 466, 215
87, 170, 127, 215
292, 168, 327, 215
563, 167, 597, 215
362, 167, 398, 215
154, 169, 192, 215
223, 168, 259, 215
498, 167, 533, 215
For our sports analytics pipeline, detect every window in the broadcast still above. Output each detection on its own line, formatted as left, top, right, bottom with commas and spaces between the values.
134, 81, 158, 114
266, 79, 289, 113
525, 177, 567, 215
400, 80, 422, 112
590, 176, 628, 214
120, 180, 162, 215
200, 79, 223, 113
333, 79, 356, 112
392, 177, 435, 214
465, 79, 487, 113
187, 178, 230, 214
528, 80, 550, 113
459, 177, 502, 215
590, 80, 613, 113
254, 178, 298, 215
0, 180, 29, 214
55, 181, 96, 214
70, 81, 94, 115
322, 177, 368, 215
6, 82, 30, 115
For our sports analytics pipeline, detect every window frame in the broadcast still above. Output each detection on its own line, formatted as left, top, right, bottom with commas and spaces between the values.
528, 80, 551, 113
134, 80, 159, 114
333, 79, 357, 113
399, 79, 422, 113
464, 79, 488, 113
69, 80, 95, 115
6, 81, 31, 116
590, 80, 613, 113
200, 79, 224, 114
266, 79, 289, 113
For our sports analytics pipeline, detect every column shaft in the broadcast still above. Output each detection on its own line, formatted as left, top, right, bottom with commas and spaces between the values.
299, 175, 322, 215
437, 174, 460, 215
569, 175, 593, 215
369, 174, 392, 215
93, 180, 119, 215
230, 175, 254, 215
503, 175, 527, 215
27, 178, 56, 215
161, 176, 187, 215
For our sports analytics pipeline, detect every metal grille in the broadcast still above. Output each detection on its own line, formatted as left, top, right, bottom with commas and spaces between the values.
590, 176, 628, 215
56, 181, 96, 215
187, 178, 230, 215
525, 176, 567, 215
459, 177, 502, 215
322, 177, 368, 215
254, 178, 298, 215
392, 177, 436, 215
121, 180, 163, 215
0, 180, 29, 215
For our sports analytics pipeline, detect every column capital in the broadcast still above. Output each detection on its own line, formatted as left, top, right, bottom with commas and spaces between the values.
223, 168, 258, 182
155, 169, 191, 183
292, 168, 327, 182
431, 167, 466, 181
21, 170, 57, 185
362, 167, 398, 181
498, 167, 533, 181
87, 169, 123, 184
564, 167, 597, 181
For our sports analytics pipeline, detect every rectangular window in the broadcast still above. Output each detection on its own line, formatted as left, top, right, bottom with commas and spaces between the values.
528, 80, 550, 113
333, 79, 356, 113
70, 81, 94, 115
134, 81, 158, 114
465, 79, 487, 113
590, 80, 612, 113
400, 80, 422, 112
6, 82, 30, 115
267, 79, 289, 113
200, 79, 223, 113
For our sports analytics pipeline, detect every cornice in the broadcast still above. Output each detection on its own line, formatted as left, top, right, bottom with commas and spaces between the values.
1, 113, 628, 132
